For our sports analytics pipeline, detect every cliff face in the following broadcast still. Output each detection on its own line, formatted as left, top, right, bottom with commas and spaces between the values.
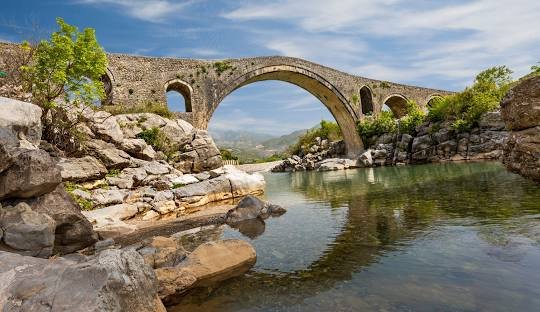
501, 75, 540, 182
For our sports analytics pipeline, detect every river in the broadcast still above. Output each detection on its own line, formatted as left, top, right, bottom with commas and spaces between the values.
169, 162, 540, 312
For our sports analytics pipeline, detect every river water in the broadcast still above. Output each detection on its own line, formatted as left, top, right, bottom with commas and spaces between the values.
169, 162, 540, 312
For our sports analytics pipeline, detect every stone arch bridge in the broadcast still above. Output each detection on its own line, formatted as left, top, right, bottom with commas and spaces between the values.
105, 54, 452, 157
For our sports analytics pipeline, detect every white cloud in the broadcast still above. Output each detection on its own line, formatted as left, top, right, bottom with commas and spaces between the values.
225, 0, 540, 89
78, 0, 196, 22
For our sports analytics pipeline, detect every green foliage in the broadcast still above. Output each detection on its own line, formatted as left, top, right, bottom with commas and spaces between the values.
379, 81, 391, 89
213, 61, 233, 75
356, 111, 397, 145
0, 71, 6, 78
20, 18, 107, 155
22, 18, 107, 109
172, 183, 185, 189
288, 120, 342, 155
398, 100, 425, 135
103, 101, 174, 119
136, 127, 177, 158
64, 182, 95, 211
351, 94, 359, 104
106, 169, 120, 177
427, 65, 514, 131
532, 63, 540, 74
220, 149, 238, 160
253, 154, 284, 163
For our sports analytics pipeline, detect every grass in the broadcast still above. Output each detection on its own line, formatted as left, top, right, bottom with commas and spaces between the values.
64, 182, 95, 211
103, 101, 174, 119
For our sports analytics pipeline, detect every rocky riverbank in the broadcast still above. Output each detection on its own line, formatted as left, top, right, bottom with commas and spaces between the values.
0, 96, 278, 311
273, 111, 508, 172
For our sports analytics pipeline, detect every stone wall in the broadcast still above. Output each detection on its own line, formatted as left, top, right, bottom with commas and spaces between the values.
365, 111, 508, 166
274, 111, 508, 172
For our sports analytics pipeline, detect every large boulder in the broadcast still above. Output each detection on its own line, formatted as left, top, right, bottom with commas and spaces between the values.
156, 239, 256, 304
0, 149, 61, 199
0, 202, 56, 258
85, 139, 132, 170
58, 156, 108, 182
225, 166, 265, 197
137, 236, 187, 269
501, 76, 540, 131
0, 96, 42, 145
501, 76, 540, 181
226, 195, 286, 224
0, 249, 166, 311
3, 185, 99, 254
87, 110, 124, 145
503, 126, 540, 181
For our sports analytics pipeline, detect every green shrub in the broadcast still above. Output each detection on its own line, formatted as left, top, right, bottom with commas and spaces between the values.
398, 100, 426, 135
220, 149, 238, 160
64, 182, 95, 211
103, 101, 174, 119
427, 65, 514, 131
106, 169, 120, 177
357, 111, 397, 145
136, 127, 178, 157
172, 183, 185, 189
213, 61, 233, 75
288, 120, 342, 155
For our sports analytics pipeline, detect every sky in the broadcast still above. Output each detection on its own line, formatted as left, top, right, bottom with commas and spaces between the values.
1, 0, 539, 135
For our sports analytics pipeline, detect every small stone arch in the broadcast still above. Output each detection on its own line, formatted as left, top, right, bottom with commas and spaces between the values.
165, 79, 193, 112
426, 95, 444, 109
100, 72, 113, 106
359, 85, 373, 116
382, 94, 408, 118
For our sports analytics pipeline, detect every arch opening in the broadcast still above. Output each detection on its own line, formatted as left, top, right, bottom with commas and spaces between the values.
165, 79, 192, 112
360, 86, 373, 116
427, 95, 443, 108
101, 74, 113, 106
383, 95, 408, 118
210, 66, 364, 157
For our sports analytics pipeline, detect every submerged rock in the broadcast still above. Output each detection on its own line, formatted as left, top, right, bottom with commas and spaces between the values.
156, 239, 256, 304
226, 195, 286, 224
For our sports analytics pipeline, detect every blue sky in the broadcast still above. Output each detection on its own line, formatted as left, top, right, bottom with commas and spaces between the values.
1, 0, 539, 135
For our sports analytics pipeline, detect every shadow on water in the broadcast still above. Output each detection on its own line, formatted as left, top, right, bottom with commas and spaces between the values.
169, 162, 540, 312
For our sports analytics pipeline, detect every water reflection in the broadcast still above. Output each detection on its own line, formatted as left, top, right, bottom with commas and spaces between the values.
170, 162, 540, 312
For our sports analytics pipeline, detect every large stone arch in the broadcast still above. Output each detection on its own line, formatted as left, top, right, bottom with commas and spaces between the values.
382, 94, 409, 118
209, 65, 364, 157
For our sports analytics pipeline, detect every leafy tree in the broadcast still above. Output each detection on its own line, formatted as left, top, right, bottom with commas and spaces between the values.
531, 63, 540, 74
427, 65, 514, 132
21, 18, 107, 153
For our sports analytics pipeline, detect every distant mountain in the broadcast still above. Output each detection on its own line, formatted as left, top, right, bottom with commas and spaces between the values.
210, 128, 308, 162
260, 129, 307, 152
210, 130, 275, 149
